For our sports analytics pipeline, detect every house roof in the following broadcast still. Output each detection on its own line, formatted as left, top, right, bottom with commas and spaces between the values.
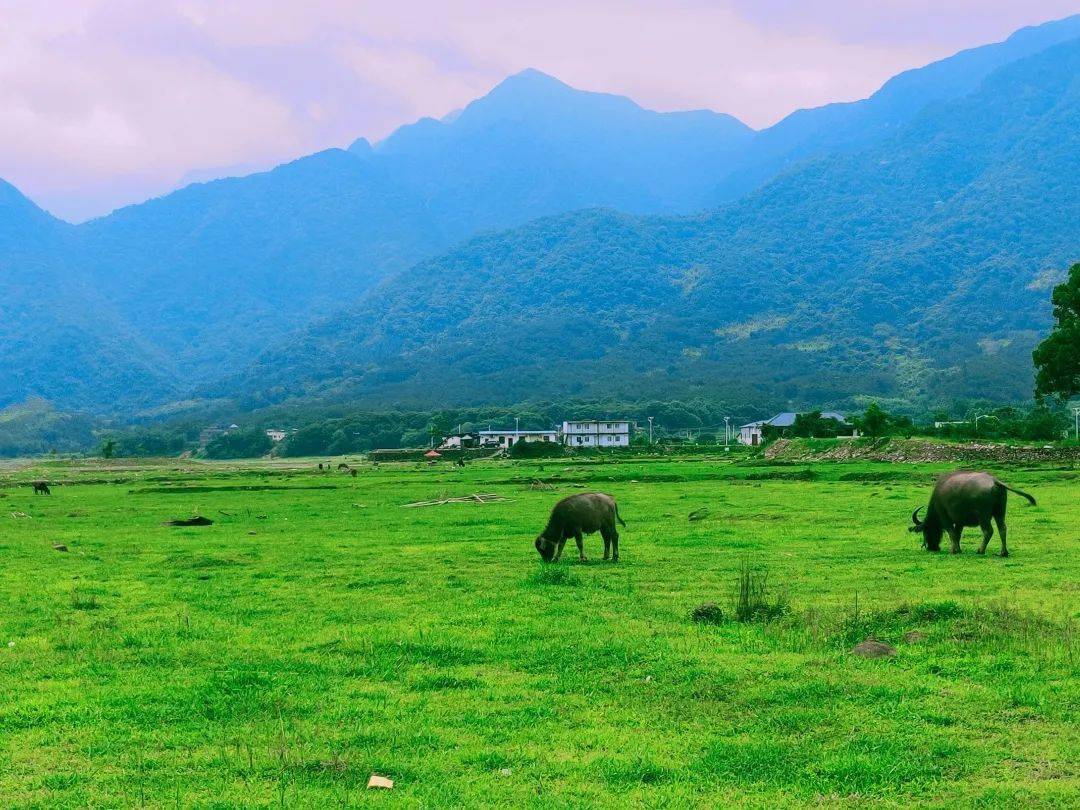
741, 411, 849, 429
478, 429, 557, 436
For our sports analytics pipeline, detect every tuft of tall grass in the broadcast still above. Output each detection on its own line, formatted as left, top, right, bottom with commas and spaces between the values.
734, 560, 789, 623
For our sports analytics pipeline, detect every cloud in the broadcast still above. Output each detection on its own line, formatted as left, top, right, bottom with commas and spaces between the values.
0, 1, 1073, 220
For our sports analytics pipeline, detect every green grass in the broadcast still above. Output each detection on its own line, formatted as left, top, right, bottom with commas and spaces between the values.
0, 455, 1077, 806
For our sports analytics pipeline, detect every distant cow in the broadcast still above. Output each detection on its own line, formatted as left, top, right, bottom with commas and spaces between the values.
31, 481, 51, 495
535, 492, 625, 563
910, 471, 1036, 557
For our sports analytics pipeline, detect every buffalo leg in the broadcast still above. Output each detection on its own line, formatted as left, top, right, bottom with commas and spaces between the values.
553, 537, 566, 562
949, 526, 962, 554
977, 520, 994, 555
575, 531, 586, 562
602, 530, 611, 561
996, 515, 1008, 557
611, 530, 619, 562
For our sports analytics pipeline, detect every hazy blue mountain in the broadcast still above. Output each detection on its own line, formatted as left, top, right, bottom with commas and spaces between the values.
1, 15, 1078, 414
372, 68, 753, 227
0, 183, 174, 410
710, 13, 1080, 201
224, 36, 1080, 410
55, 71, 753, 389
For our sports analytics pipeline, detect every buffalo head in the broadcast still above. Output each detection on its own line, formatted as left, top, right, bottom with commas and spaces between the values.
535, 534, 557, 562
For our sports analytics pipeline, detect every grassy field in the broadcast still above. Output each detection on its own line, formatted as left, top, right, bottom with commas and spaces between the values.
0, 453, 1076, 807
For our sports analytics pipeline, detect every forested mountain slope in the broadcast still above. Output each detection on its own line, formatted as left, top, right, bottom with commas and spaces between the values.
1, 16, 1077, 414
224, 38, 1080, 410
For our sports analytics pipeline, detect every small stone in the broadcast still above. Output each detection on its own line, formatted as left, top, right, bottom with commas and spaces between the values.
52, 544, 68, 552
367, 774, 394, 790
851, 638, 896, 658
500, 768, 512, 776
644, 675, 653, 683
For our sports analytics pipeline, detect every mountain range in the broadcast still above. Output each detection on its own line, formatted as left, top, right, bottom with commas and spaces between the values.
2, 15, 1079, 417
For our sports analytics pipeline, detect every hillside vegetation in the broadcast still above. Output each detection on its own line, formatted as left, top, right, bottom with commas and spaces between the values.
226, 37, 1080, 410
1, 16, 1078, 415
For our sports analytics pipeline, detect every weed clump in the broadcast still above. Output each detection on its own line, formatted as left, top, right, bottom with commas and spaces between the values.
525, 566, 579, 587
690, 602, 726, 625
734, 561, 789, 623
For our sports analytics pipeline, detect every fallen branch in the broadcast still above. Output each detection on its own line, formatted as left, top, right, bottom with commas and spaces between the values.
402, 493, 507, 507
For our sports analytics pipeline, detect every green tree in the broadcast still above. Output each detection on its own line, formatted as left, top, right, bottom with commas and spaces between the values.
1034, 263, 1080, 401
203, 429, 273, 459
100, 438, 117, 459
859, 403, 889, 437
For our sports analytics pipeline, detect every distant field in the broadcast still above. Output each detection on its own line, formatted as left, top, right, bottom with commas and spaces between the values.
1, 455, 1076, 806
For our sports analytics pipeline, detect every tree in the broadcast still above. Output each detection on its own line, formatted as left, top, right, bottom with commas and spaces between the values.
203, 428, 272, 459
100, 438, 116, 459
1034, 263, 1080, 401
859, 403, 889, 437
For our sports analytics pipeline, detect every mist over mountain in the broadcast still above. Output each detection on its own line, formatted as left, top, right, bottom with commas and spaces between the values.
1, 15, 1077, 416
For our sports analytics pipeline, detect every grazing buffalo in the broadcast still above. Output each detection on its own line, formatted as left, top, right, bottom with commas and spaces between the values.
31, 481, 51, 495
535, 492, 625, 563
910, 471, 1036, 557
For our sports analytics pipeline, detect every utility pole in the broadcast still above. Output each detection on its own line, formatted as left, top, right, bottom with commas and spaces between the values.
515, 417, 520, 436
648, 416, 654, 445
1073, 406, 1080, 442
724, 416, 730, 448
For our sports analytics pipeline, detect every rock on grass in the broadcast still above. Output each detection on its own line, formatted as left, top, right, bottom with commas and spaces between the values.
851, 637, 896, 658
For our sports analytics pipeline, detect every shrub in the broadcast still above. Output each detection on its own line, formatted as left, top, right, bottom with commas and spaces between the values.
509, 440, 565, 459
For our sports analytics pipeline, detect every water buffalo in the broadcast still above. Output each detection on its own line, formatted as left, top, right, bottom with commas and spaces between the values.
31, 481, 51, 495
535, 492, 625, 563
909, 471, 1036, 557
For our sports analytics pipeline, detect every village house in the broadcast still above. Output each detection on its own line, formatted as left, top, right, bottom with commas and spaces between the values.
438, 432, 482, 449
560, 420, 632, 447
265, 429, 288, 443
478, 429, 559, 449
738, 412, 853, 446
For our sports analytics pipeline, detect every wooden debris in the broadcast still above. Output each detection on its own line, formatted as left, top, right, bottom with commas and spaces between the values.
402, 493, 506, 507
10, 511, 30, 519
52, 543, 69, 552
367, 774, 394, 790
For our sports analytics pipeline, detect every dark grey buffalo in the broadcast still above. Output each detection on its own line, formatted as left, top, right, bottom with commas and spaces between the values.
31, 481, 51, 495
535, 492, 625, 563
910, 471, 1036, 556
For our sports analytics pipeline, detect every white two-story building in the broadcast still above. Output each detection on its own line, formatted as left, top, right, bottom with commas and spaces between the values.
560, 420, 631, 447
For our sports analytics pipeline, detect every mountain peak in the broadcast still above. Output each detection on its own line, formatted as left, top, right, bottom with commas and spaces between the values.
495, 68, 571, 91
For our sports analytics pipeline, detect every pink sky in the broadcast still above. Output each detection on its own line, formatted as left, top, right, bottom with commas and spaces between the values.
1, 1, 1076, 221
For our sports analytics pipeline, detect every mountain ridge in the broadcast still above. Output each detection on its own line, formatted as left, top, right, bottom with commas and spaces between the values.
218, 36, 1080, 411
1, 15, 1078, 414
